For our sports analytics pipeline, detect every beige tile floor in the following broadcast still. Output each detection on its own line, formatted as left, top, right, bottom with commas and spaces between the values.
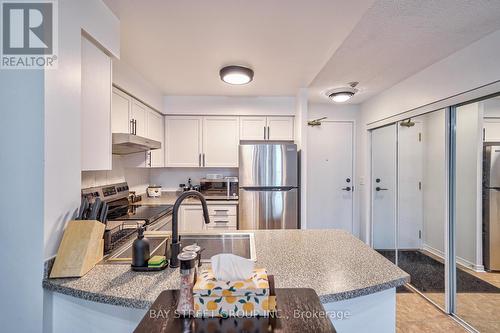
402, 252, 500, 333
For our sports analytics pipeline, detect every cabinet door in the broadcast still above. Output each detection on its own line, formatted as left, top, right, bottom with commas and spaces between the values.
165, 116, 202, 167
203, 116, 239, 167
131, 100, 147, 137
484, 119, 500, 141
240, 116, 267, 140
81, 36, 112, 171
111, 88, 131, 134
267, 116, 294, 141
179, 205, 205, 232
147, 109, 164, 167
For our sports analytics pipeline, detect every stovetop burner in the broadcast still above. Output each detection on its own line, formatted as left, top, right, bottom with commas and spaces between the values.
107, 204, 173, 223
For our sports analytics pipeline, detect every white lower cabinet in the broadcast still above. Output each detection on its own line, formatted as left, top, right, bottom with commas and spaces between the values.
179, 204, 238, 232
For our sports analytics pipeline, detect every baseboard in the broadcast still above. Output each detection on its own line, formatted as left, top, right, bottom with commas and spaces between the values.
422, 243, 484, 272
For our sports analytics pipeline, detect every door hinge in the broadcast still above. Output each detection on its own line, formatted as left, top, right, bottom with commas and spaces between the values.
419, 230, 422, 239
418, 181, 422, 190
418, 132, 422, 142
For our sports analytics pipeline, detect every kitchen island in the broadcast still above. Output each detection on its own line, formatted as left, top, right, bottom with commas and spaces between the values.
43, 230, 409, 332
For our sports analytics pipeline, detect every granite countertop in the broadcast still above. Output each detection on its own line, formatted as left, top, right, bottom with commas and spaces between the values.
43, 229, 409, 309
138, 191, 238, 206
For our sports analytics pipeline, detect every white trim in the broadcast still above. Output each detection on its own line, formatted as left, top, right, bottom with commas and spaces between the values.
423, 243, 485, 272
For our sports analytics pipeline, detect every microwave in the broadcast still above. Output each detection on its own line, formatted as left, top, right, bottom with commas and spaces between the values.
200, 177, 238, 200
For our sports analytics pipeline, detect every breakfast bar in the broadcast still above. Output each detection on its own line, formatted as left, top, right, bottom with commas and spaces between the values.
43, 229, 409, 332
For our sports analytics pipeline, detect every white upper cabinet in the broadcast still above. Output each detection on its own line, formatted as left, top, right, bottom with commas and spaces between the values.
240, 116, 294, 141
111, 88, 131, 134
165, 116, 203, 167
240, 116, 267, 140
267, 116, 294, 140
81, 36, 112, 171
203, 117, 239, 167
131, 100, 147, 137
147, 109, 164, 167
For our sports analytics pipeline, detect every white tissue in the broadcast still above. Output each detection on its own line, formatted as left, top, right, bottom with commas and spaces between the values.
210, 253, 255, 281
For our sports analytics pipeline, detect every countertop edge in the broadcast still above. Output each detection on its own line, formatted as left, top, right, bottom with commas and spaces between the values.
42, 274, 409, 309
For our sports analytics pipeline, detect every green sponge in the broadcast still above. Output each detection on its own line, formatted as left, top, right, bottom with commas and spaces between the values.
148, 255, 166, 267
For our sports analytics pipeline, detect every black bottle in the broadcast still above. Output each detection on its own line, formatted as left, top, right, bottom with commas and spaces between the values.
132, 226, 150, 267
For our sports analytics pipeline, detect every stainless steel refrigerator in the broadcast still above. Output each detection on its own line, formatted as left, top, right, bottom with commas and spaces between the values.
239, 142, 299, 230
483, 143, 500, 271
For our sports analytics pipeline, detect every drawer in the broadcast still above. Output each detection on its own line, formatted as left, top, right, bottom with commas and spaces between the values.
208, 205, 237, 216
206, 215, 237, 228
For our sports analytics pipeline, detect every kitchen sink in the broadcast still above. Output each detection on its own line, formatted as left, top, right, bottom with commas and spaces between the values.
105, 232, 256, 263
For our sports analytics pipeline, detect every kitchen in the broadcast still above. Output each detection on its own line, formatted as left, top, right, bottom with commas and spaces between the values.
3, 1, 500, 333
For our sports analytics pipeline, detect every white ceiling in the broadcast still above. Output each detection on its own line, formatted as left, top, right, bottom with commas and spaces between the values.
104, 0, 500, 102
309, 0, 500, 104
103, 0, 375, 96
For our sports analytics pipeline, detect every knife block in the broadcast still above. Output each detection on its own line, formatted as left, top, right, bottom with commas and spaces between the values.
50, 220, 105, 278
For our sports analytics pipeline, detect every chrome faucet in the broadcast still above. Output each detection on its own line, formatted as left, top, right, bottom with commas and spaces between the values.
168, 190, 210, 268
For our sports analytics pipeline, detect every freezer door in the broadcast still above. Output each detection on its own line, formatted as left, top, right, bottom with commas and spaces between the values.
239, 143, 297, 187
486, 145, 500, 188
485, 189, 500, 270
239, 188, 298, 230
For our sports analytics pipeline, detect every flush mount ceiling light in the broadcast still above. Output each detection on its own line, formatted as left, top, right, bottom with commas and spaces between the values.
326, 82, 359, 103
220, 65, 254, 85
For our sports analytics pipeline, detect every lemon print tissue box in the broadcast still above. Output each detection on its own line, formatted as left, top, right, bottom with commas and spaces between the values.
193, 268, 276, 317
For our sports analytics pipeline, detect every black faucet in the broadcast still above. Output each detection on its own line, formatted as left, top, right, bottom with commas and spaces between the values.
168, 190, 210, 268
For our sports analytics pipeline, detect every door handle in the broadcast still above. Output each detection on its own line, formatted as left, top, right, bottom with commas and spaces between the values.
376, 187, 388, 191
341, 187, 351, 191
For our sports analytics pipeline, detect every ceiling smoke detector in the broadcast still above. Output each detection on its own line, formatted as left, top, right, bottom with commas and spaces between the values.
326, 82, 359, 103
220, 65, 254, 85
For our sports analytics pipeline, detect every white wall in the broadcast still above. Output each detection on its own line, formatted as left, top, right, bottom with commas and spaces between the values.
82, 156, 151, 193
0, 71, 45, 333
359, 28, 500, 244
113, 59, 164, 112
306, 103, 361, 236
44, 0, 119, 260
455, 103, 483, 269
421, 110, 446, 255
150, 168, 238, 191
163, 95, 295, 115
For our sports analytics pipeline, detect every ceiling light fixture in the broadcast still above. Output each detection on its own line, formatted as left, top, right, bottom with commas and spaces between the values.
326, 82, 359, 103
220, 65, 254, 85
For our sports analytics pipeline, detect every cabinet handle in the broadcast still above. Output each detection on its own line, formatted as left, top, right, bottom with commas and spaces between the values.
134, 119, 137, 135
267, 126, 270, 140
214, 209, 229, 212
264, 126, 266, 140
203, 153, 205, 167
199, 153, 201, 167
148, 152, 152, 167
130, 119, 134, 134
213, 220, 229, 223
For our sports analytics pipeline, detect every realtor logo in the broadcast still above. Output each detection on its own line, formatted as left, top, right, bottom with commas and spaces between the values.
1, 0, 58, 69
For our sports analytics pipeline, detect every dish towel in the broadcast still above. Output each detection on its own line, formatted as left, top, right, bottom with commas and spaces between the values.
210, 253, 255, 281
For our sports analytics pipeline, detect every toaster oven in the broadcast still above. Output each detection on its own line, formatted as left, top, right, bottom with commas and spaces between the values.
200, 177, 238, 200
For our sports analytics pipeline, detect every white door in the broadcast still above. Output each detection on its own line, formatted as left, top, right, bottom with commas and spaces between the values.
111, 88, 131, 134
180, 205, 205, 232
165, 116, 202, 167
131, 100, 147, 137
307, 121, 353, 231
267, 116, 294, 141
398, 122, 423, 249
240, 116, 267, 140
371, 125, 397, 254
147, 109, 164, 167
203, 116, 239, 167
81, 36, 112, 171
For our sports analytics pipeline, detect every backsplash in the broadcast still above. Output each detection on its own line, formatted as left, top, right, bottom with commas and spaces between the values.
149, 168, 238, 191
81, 155, 150, 193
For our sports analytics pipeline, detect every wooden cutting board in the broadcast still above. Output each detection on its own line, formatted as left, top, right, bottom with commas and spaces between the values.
50, 220, 105, 278
134, 288, 336, 333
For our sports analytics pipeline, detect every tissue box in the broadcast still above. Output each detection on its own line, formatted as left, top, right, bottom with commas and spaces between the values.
192, 268, 276, 317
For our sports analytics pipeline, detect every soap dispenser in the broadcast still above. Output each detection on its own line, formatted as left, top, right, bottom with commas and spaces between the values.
132, 226, 150, 268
